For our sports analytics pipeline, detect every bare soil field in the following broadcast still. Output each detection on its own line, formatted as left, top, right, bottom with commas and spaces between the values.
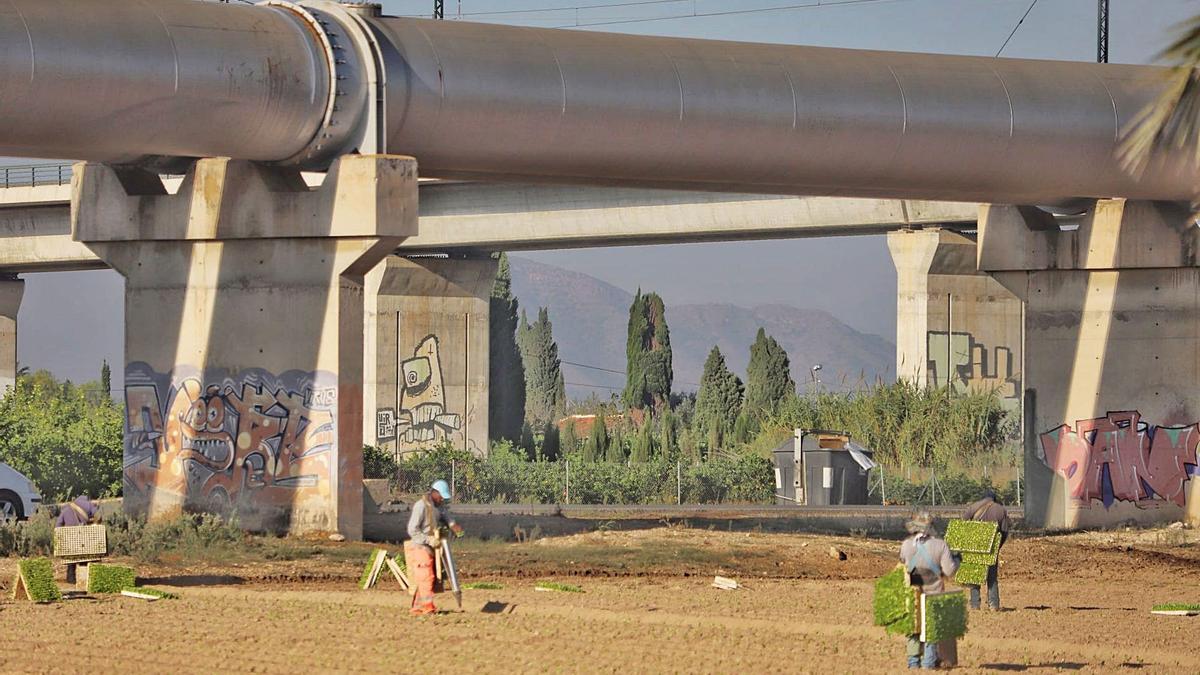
1, 526, 1198, 673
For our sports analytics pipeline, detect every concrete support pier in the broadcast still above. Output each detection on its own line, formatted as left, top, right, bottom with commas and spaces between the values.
980, 200, 1200, 529
72, 156, 417, 539
365, 256, 493, 457
888, 228, 1023, 413
0, 276, 22, 394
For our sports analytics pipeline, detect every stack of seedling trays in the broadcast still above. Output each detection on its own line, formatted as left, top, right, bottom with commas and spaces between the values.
945, 519, 1001, 587
873, 565, 968, 641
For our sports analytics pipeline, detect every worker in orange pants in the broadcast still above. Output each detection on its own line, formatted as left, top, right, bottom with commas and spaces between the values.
405, 479, 462, 615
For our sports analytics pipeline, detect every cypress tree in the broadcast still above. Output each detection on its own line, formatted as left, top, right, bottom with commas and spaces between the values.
694, 346, 743, 453
624, 290, 673, 410
100, 360, 112, 400
586, 411, 609, 462
541, 421, 560, 461
607, 423, 626, 463
744, 328, 796, 418
631, 418, 654, 463
561, 419, 579, 457
658, 410, 677, 461
489, 253, 526, 443
521, 307, 567, 426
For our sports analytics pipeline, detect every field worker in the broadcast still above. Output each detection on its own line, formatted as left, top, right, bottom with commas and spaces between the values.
962, 488, 1010, 611
404, 479, 463, 615
56, 494, 100, 527
899, 510, 959, 670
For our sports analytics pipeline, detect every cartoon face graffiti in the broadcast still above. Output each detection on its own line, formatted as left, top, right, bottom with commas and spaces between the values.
168, 381, 236, 473
397, 335, 462, 446
123, 368, 335, 516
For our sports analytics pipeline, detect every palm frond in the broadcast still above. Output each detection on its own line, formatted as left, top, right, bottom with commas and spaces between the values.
1119, 15, 1200, 175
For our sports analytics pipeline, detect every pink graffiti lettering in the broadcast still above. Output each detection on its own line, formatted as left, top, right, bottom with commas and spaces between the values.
1039, 411, 1199, 507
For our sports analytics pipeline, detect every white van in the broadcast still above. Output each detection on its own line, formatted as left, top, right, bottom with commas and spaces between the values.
0, 461, 41, 521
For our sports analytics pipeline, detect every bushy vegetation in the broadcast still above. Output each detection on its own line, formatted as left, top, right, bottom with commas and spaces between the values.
0, 370, 123, 501
391, 441, 773, 505
0, 509, 54, 557
104, 510, 244, 563
363, 444, 400, 480
767, 381, 1018, 469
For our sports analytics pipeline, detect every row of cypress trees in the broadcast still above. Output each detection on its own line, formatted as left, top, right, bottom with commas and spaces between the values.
489, 253, 798, 459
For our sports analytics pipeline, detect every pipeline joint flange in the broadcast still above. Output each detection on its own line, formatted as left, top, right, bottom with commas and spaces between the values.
264, 0, 379, 169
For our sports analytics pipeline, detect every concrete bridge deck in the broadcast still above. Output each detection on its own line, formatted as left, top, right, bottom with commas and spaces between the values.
0, 164, 977, 272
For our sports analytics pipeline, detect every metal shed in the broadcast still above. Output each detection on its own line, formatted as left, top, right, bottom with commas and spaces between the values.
772, 430, 876, 505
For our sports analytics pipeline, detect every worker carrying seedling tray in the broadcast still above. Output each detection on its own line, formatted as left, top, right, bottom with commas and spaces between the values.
895, 510, 966, 670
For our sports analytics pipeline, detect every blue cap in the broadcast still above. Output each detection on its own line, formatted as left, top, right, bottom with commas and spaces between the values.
432, 480, 451, 500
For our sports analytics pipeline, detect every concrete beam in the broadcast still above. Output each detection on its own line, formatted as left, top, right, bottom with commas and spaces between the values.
978, 200, 1197, 272
0, 179, 977, 272
406, 183, 978, 252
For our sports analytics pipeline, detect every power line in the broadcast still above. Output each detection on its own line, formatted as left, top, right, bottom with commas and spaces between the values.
565, 381, 624, 391
554, 0, 918, 28
994, 0, 1040, 58
461, 0, 690, 18
562, 360, 625, 376
561, 359, 701, 389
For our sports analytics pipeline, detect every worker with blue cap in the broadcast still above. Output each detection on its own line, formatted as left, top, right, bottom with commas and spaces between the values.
404, 479, 463, 615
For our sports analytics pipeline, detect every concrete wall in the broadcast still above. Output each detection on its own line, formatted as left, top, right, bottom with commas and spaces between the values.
889, 228, 1022, 413
981, 200, 1200, 529
0, 278, 21, 394
73, 157, 416, 539
365, 256, 493, 457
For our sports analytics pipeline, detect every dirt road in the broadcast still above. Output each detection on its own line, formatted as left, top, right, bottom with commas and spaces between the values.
0, 527, 1196, 673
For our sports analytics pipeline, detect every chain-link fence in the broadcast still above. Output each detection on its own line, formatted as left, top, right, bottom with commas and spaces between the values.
390, 455, 775, 505
868, 464, 1022, 507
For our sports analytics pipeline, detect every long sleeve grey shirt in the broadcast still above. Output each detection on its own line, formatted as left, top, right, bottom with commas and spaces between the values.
406, 497, 452, 547
900, 534, 959, 594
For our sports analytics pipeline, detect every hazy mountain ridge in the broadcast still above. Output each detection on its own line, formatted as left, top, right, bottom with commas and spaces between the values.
508, 256, 894, 399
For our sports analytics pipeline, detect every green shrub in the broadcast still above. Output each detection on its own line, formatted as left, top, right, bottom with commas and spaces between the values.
15, 557, 61, 603
923, 591, 968, 642
88, 564, 136, 594
0, 509, 54, 557
873, 564, 916, 635
391, 442, 773, 505
768, 381, 1017, 468
105, 511, 243, 563
364, 445, 399, 480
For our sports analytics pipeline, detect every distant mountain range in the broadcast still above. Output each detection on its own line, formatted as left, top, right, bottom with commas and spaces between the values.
508, 256, 895, 400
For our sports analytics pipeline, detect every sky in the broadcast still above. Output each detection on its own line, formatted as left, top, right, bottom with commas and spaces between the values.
11, 0, 1199, 390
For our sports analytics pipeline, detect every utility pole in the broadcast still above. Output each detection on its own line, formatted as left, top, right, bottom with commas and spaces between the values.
1097, 0, 1109, 63
434, 0, 444, 19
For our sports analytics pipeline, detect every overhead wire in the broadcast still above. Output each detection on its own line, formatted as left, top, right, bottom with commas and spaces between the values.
994, 0, 1040, 57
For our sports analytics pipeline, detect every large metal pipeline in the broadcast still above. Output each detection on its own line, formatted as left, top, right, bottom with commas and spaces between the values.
0, 0, 1195, 204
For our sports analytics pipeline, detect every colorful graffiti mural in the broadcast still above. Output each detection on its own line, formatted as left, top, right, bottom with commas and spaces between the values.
1038, 411, 1200, 508
123, 363, 337, 517
927, 331, 1020, 402
396, 335, 462, 446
